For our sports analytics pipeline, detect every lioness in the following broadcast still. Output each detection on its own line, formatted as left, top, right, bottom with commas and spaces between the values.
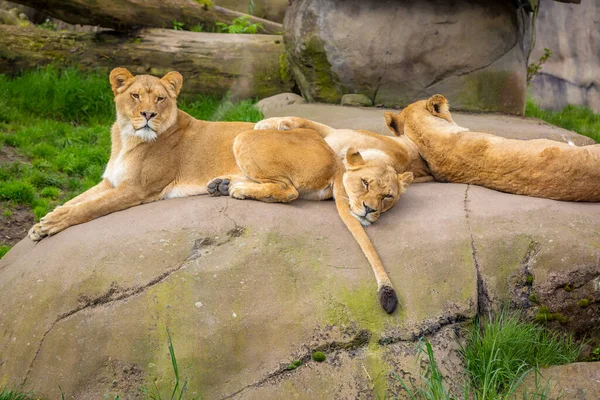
208, 128, 413, 313
384, 94, 600, 201
254, 116, 434, 183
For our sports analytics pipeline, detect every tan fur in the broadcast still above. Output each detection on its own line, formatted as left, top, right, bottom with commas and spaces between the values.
28, 68, 254, 240
384, 94, 600, 201
255, 116, 432, 183
209, 128, 413, 313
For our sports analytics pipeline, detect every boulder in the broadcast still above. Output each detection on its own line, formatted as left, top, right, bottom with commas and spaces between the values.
341, 94, 372, 107
529, 0, 600, 112
520, 362, 600, 399
255, 93, 305, 115
283, 0, 535, 115
1, 105, 598, 398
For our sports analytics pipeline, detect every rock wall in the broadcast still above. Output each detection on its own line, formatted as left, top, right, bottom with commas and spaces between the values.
530, 0, 600, 112
284, 0, 536, 115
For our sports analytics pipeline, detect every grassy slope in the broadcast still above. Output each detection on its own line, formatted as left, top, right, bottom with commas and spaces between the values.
0, 67, 263, 258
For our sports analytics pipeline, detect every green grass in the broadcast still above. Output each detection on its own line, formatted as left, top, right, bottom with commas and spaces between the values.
0, 389, 36, 400
0, 67, 262, 252
526, 97, 600, 143
396, 310, 581, 399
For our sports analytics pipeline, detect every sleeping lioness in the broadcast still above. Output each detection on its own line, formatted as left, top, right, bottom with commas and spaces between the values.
27, 67, 410, 313
384, 94, 600, 201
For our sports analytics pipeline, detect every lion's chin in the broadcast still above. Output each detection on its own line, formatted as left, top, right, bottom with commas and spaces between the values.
134, 127, 158, 142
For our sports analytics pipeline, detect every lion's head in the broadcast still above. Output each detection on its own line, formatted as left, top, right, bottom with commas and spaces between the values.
342, 148, 413, 226
384, 94, 464, 138
109, 67, 183, 142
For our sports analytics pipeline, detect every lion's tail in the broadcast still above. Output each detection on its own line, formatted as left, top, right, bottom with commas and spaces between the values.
333, 173, 398, 314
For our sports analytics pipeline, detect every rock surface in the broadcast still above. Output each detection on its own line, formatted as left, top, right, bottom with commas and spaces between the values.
1, 108, 599, 398
341, 94, 372, 107
530, 0, 600, 112
255, 93, 305, 115
284, 0, 534, 114
520, 362, 600, 399
214, 0, 288, 23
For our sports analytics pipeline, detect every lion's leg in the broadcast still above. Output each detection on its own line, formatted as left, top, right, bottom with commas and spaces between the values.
63, 180, 113, 206
229, 178, 299, 203
412, 175, 435, 183
29, 184, 149, 241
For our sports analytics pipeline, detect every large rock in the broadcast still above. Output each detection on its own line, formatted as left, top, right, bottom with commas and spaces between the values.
520, 362, 600, 399
1, 106, 599, 398
283, 0, 535, 115
529, 0, 600, 112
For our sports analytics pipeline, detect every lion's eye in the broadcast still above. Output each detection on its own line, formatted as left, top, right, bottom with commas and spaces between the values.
361, 179, 369, 189
131, 93, 140, 100
384, 194, 394, 200
157, 97, 165, 103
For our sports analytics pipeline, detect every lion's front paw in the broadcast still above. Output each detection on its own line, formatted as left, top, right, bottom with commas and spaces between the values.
254, 117, 296, 131
28, 223, 46, 241
29, 206, 73, 240
207, 178, 230, 197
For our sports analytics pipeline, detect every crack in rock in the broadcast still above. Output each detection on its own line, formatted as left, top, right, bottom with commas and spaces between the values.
378, 314, 468, 346
220, 330, 371, 399
22, 234, 239, 386
463, 185, 491, 317
509, 239, 541, 308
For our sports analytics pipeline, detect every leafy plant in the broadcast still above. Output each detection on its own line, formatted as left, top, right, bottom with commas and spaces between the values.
527, 48, 552, 84
215, 16, 263, 34
190, 24, 205, 32
38, 18, 57, 31
172, 20, 185, 31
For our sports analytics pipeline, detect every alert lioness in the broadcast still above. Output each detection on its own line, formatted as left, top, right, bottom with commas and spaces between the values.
384, 95, 600, 201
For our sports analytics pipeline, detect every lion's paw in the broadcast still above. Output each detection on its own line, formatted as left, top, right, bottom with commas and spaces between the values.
28, 206, 73, 241
229, 182, 250, 200
28, 223, 46, 241
207, 178, 230, 197
254, 117, 295, 131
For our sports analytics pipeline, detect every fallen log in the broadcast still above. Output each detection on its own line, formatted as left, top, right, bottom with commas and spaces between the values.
0, 25, 292, 99
7, 0, 283, 34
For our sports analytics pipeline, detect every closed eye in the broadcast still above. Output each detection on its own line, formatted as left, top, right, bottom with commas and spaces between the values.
131, 93, 140, 100
361, 179, 369, 189
157, 96, 165, 103
384, 194, 394, 200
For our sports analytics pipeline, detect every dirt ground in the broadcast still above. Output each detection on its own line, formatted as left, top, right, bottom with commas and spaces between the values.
0, 145, 33, 246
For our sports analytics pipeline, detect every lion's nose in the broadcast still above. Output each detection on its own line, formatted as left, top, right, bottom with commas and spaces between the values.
141, 111, 157, 121
363, 203, 377, 214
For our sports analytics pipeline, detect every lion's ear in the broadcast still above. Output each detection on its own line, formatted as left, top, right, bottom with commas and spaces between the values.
384, 112, 404, 136
398, 171, 414, 192
426, 94, 449, 116
160, 71, 183, 98
345, 147, 365, 167
109, 67, 135, 96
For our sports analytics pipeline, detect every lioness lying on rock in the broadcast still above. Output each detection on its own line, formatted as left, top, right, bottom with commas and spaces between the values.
384, 95, 600, 201
28, 67, 410, 313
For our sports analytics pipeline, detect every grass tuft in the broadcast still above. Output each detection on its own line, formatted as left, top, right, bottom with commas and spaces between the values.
526, 97, 600, 143
395, 309, 581, 399
0, 388, 36, 400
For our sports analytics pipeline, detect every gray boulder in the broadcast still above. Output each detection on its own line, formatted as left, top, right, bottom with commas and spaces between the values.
341, 94, 372, 107
284, 0, 535, 115
255, 92, 305, 115
530, 0, 600, 112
